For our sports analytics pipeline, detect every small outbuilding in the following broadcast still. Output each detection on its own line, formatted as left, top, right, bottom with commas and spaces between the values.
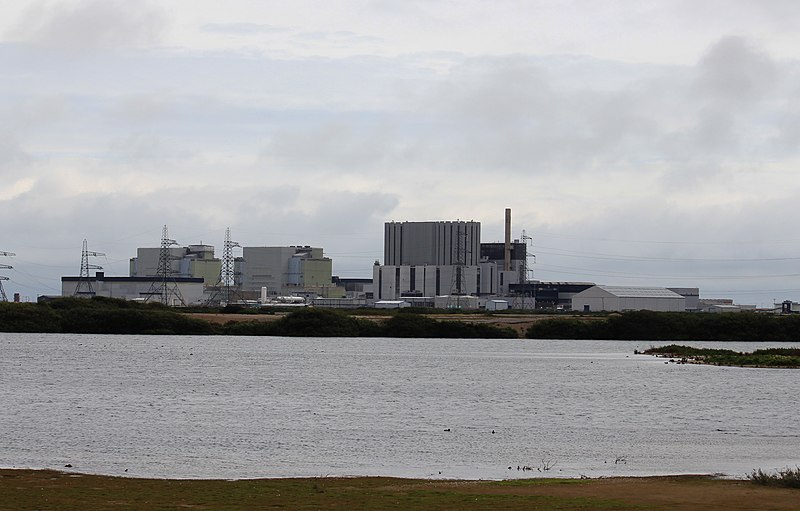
374, 300, 411, 309
486, 299, 509, 311
571, 285, 686, 312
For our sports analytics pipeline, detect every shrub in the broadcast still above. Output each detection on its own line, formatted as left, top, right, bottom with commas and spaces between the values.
269, 308, 366, 337
748, 467, 800, 488
0, 302, 61, 332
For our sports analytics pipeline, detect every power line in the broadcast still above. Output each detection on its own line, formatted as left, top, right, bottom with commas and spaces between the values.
536, 263, 800, 281
535, 245, 800, 263
536, 231, 800, 246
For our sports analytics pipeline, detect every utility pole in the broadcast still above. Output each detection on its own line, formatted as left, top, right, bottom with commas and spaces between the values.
74, 239, 105, 297
0, 251, 14, 302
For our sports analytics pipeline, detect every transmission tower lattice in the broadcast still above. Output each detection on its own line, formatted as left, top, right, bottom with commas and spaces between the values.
74, 239, 105, 297
0, 251, 14, 302
517, 230, 535, 310
145, 225, 185, 306
447, 224, 468, 309
205, 227, 242, 306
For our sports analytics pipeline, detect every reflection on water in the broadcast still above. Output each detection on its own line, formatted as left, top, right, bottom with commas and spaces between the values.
1, 333, 797, 479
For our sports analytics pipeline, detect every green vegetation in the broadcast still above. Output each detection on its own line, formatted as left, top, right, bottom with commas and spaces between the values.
0, 297, 215, 335
749, 467, 800, 488
526, 310, 800, 341
0, 298, 516, 338
383, 313, 516, 338
641, 345, 800, 368
224, 308, 516, 338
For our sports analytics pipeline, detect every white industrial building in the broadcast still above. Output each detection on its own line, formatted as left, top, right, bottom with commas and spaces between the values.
571, 285, 686, 312
373, 262, 498, 301
374, 220, 500, 307
61, 272, 206, 304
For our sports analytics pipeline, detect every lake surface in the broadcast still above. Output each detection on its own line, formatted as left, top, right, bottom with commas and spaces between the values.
1, 333, 798, 480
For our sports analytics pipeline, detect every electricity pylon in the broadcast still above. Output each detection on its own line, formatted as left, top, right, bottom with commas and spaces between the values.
204, 227, 242, 306
447, 224, 469, 309
518, 230, 535, 310
0, 251, 13, 302
74, 239, 105, 297
144, 225, 185, 306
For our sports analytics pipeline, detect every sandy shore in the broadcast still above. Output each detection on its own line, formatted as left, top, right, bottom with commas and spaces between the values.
1, 469, 797, 510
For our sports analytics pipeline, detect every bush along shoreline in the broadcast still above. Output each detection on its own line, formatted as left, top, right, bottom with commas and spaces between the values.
526, 310, 800, 341
0, 298, 517, 338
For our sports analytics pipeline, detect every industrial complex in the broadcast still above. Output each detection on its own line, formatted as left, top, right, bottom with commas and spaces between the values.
47, 208, 787, 313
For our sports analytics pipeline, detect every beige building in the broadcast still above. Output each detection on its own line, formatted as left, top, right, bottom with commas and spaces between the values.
236, 246, 343, 299
130, 244, 221, 286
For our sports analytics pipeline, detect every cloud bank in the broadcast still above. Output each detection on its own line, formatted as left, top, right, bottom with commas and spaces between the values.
0, 2, 799, 304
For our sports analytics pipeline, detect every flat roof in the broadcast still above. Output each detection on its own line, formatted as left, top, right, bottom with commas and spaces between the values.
597, 285, 683, 298
62, 276, 204, 283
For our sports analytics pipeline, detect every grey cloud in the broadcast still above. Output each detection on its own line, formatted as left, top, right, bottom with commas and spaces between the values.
295, 31, 382, 45
106, 133, 190, 163
534, 193, 800, 300
407, 38, 792, 178
201, 23, 288, 35
0, 96, 71, 132
6, 0, 168, 51
770, 105, 800, 153
110, 94, 178, 124
307, 191, 398, 237
417, 56, 663, 174
0, 136, 32, 178
263, 120, 403, 173
693, 36, 777, 103
0, 182, 395, 296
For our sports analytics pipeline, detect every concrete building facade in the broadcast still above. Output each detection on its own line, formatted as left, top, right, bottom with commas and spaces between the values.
375, 220, 495, 307
236, 246, 342, 298
384, 221, 481, 266
372, 262, 498, 301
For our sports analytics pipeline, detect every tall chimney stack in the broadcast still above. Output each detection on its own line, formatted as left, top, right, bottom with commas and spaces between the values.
504, 208, 512, 272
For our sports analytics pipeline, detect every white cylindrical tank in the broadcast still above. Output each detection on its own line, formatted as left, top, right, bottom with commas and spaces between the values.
260, 287, 267, 303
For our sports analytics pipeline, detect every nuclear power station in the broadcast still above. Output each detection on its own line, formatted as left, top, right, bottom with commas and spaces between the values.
55, 208, 714, 311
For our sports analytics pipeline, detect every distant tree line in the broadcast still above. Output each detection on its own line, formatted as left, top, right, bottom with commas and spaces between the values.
526, 310, 800, 341
0, 298, 517, 338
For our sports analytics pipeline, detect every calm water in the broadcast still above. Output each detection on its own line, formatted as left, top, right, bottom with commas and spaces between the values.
1, 333, 798, 480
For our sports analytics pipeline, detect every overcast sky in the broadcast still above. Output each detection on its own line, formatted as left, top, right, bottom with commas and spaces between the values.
2, 0, 800, 306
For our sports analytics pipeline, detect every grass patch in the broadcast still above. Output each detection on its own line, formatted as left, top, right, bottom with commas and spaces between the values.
0, 471, 642, 511
5, 470, 800, 511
